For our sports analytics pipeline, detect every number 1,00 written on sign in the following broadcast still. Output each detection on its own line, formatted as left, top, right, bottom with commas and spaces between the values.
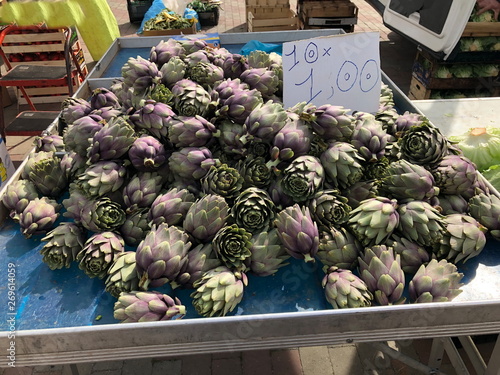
282, 32, 381, 114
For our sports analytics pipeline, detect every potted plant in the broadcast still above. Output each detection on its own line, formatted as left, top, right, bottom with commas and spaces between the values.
188, 0, 222, 27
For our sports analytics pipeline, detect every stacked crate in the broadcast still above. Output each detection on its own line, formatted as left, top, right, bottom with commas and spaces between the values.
298, 0, 358, 33
1, 28, 88, 105
408, 21, 500, 100
246, 0, 298, 32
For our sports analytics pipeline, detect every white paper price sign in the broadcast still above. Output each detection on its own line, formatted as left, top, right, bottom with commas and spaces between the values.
282, 32, 381, 113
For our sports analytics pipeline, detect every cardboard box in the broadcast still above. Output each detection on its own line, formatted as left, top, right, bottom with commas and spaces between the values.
141, 24, 197, 36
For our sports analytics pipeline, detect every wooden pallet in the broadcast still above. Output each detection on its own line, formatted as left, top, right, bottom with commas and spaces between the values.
248, 9, 298, 32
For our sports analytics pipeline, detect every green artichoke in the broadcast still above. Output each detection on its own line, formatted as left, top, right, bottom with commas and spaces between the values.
317, 227, 362, 270
183, 194, 230, 242
105, 251, 140, 298
40, 222, 85, 270
2, 179, 39, 222
173, 243, 222, 289
385, 234, 430, 274
80, 197, 127, 233
231, 187, 276, 233
468, 191, 500, 240
148, 188, 196, 227
78, 161, 128, 198
191, 266, 248, 317
119, 208, 150, 247
282, 155, 325, 203
397, 200, 446, 247
18, 197, 61, 238
28, 153, 67, 199
308, 189, 352, 229
77, 231, 125, 279
201, 163, 244, 199
320, 141, 365, 190
213, 224, 253, 271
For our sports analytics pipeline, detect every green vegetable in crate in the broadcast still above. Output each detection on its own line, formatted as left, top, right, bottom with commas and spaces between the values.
434, 66, 453, 79
221, 54, 250, 80
114, 291, 186, 323
322, 266, 373, 309
274, 204, 319, 263
240, 67, 279, 99
433, 154, 478, 197
281, 155, 324, 203
248, 229, 290, 277
270, 118, 313, 163
237, 157, 271, 188
347, 197, 399, 247
143, 9, 193, 32
122, 172, 163, 214
187, 62, 224, 89
173, 243, 222, 289
448, 127, 500, 172
312, 104, 354, 142
433, 214, 487, 264
2, 179, 39, 222
450, 64, 474, 78
317, 226, 362, 270
77, 231, 125, 279
472, 64, 499, 77
136, 223, 192, 290
468, 191, 500, 241
350, 119, 391, 162
40, 222, 86, 270
358, 245, 405, 305
212, 224, 252, 271
191, 266, 248, 317
105, 251, 140, 298
121, 56, 162, 95
130, 99, 175, 142
18, 197, 61, 239
409, 259, 464, 303
60, 152, 86, 182
63, 115, 103, 157
243, 99, 288, 142
60, 97, 92, 125
481, 165, 500, 192
201, 163, 244, 199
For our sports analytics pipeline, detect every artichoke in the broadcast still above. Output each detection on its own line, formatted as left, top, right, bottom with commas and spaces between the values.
105, 251, 140, 298
136, 223, 192, 290
173, 243, 222, 289
40, 222, 85, 270
114, 291, 185, 323
308, 189, 352, 229
270, 118, 313, 163
76, 231, 125, 279
148, 187, 196, 227
128, 135, 167, 172
120, 208, 150, 247
63, 115, 103, 157
399, 121, 450, 166
34, 134, 64, 153
385, 234, 430, 274
129, 99, 175, 141
168, 115, 217, 148
78, 161, 128, 198
237, 157, 272, 189
468, 191, 500, 241
80, 197, 127, 233
248, 229, 289, 277
231, 187, 276, 233
397, 200, 446, 247
87, 117, 136, 163
322, 266, 373, 309
409, 259, 464, 303
281, 155, 325, 203
222, 53, 249, 79
320, 141, 365, 190
432, 155, 478, 196
240, 67, 279, 99
28, 153, 67, 198
213, 224, 252, 271
187, 61, 224, 89
122, 172, 163, 214
150, 39, 186, 67
350, 120, 391, 162
160, 55, 187, 88
312, 104, 354, 142
171, 78, 213, 118
213, 78, 249, 104
317, 226, 362, 270
348, 197, 399, 246
121, 56, 162, 94
243, 100, 288, 141
201, 163, 244, 199
183, 194, 230, 242
358, 245, 406, 305
2, 179, 39, 221
60, 152, 87, 182
217, 88, 264, 125
18, 197, 61, 238
191, 266, 248, 317
169, 146, 216, 182
274, 204, 319, 262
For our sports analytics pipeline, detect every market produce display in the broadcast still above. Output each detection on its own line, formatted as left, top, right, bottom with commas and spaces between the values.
143, 8, 195, 32
2, 38, 500, 324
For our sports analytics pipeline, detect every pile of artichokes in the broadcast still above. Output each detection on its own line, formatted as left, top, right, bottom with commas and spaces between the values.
3, 37, 500, 323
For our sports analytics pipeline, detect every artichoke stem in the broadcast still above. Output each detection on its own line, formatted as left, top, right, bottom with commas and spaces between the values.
266, 158, 281, 170
138, 272, 150, 291
239, 134, 252, 145
144, 158, 155, 168
303, 254, 315, 263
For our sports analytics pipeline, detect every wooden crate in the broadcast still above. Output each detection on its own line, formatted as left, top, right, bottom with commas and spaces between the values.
17, 75, 83, 105
408, 76, 500, 100
248, 9, 298, 32
462, 22, 500, 37
246, 0, 289, 7
246, 5, 291, 19
299, 0, 357, 18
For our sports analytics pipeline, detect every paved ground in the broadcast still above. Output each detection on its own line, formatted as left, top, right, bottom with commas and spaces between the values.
0, 0, 496, 374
